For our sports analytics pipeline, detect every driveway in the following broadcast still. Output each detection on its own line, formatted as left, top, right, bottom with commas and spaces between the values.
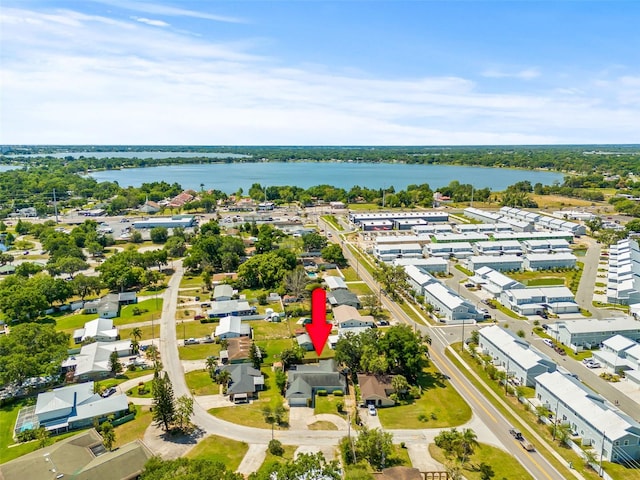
288, 407, 316, 430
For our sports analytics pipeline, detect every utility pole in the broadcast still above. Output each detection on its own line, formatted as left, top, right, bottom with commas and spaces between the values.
553, 399, 560, 440
53, 188, 59, 223
505, 358, 510, 395
599, 430, 606, 476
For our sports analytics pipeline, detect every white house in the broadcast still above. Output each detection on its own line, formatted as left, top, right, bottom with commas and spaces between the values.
32, 382, 129, 434
63, 340, 133, 382
423, 282, 484, 323
555, 317, 640, 350
535, 371, 640, 463
425, 242, 474, 259
73, 318, 118, 344
393, 257, 448, 274
212, 284, 234, 301
207, 299, 255, 318
465, 255, 523, 272
473, 240, 523, 256
214, 316, 251, 339
324, 275, 348, 291
478, 325, 556, 387
592, 334, 640, 375
606, 239, 640, 305
469, 266, 525, 297
332, 305, 375, 328
523, 253, 577, 271
500, 286, 578, 316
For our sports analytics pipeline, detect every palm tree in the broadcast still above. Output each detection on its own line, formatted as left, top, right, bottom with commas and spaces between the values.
458, 428, 479, 465
131, 338, 140, 355
206, 356, 217, 379
216, 369, 231, 388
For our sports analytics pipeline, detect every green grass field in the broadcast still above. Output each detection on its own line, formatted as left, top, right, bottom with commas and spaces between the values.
252, 320, 293, 341
119, 325, 157, 341
429, 442, 534, 480
377, 365, 471, 429
116, 298, 164, 326
178, 343, 221, 361
185, 434, 249, 471
113, 405, 153, 448
314, 394, 346, 416
185, 370, 220, 396
175, 321, 216, 340
345, 282, 373, 296
525, 278, 566, 287
256, 338, 295, 365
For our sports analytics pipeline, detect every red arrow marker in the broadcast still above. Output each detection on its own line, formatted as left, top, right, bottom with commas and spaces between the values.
306, 288, 332, 356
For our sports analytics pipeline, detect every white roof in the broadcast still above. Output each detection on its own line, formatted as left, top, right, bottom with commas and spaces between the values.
208, 299, 251, 316
558, 317, 640, 334
36, 382, 96, 415
213, 284, 234, 298
536, 371, 640, 441
215, 316, 250, 336
602, 334, 637, 353
468, 254, 523, 264
72, 340, 132, 377
404, 265, 436, 287
526, 252, 576, 261
324, 275, 347, 290
392, 257, 447, 267
424, 282, 464, 310
431, 233, 489, 242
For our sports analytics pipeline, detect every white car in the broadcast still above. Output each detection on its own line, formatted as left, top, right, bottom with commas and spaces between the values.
543, 338, 554, 347
368, 405, 377, 416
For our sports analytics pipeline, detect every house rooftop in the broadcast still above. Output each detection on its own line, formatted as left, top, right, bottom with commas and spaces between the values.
558, 317, 640, 334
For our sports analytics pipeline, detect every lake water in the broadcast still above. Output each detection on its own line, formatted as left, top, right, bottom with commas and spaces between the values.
0, 165, 17, 172
5, 151, 250, 160
88, 162, 563, 193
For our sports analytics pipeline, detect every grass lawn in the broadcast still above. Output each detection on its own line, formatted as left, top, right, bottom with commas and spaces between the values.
340, 267, 360, 282
178, 343, 221, 361
185, 370, 220, 396
119, 325, 156, 341
0, 400, 38, 464
314, 395, 346, 416
454, 264, 473, 276
97, 368, 154, 390
175, 321, 216, 340
532, 327, 593, 361
398, 300, 430, 326
309, 420, 337, 430
391, 444, 412, 467
429, 442, 534, 480
260, 444, 297, 471
256, 338, 295, 365
179, 275, 205, 289
321, 215, 343, 231
252, 320, 293, 341
54, 311, 102, 331
525, 278, 566, 287
209, 369, 288, 429
602, 462, 640, 480
125, 381, 153, 398
303, 348, 336, 362
346, 282, 373, 296
113, 405, 152, 448
377, 365, 471, 429
137, 286, 168, 296
116, 298, 164, 326
186, 434, 248, 471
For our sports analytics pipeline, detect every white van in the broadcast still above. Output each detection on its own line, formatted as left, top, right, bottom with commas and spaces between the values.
543, 338, 554, 347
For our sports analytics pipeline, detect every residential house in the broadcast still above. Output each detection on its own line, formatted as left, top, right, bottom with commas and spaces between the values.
324, 275, 348, 291
296, 333, 315, 351
555, 317, 640, 350
327, 289, 361, 309
393, 257, 448, 274
286, 359, 345, 407
139, 200, 161, 214
73, 318, 118, 344
22, 382, 129, 434
424, 242, 474, 259
357, 374, 396, 407
214, 316, 251, 339
220, 336, 256, 364
221, 363, 264, 403
332, 305, 375, 328
212, 284, 234, 301
207, 299, 255, 318
535, 371, 640, 463
465, 255, 524, 272
500, 286, 579, 316
591, 335, 640, 375
478, 325, 556, 387
606, 239, 640, 305
523, 252, 577, 271
82, 292, 137, 319
468, 266, 524, 298
422, 281, 484, 323
0, 429, 153, 480
62, 340, 133, 381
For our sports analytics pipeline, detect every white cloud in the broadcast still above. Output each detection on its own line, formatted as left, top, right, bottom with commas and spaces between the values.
1, 6, 639, 145
132, 16, 169, 27
92, 0, 245, 23
482, 68, 541, 80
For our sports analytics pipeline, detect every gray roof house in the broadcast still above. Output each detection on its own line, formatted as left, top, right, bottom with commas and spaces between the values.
62, 340, 133, 381
25, 382, 129, 434
286, 359, 345, 407
324, 276, 348, 290
332, 305, 375, 328
0, 429, 154, 480
296, 333, 315, 351
327, 289, 361, 309
222, 364, 264, 403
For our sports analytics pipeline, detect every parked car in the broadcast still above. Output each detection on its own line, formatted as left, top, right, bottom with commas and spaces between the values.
368, 405, 377, 416
102, 387, 117, 398
509, 428, 524, 440
184, 338, 199, 345
194, 314, 205, 321
543, 338, 554, 347
586, 361, 601, 369
464, 283, 474, 288
202, 335, 214, 344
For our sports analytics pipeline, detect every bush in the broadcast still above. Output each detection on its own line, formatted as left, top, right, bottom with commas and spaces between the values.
333, 390, 343, 396
17, 429, 37, 442
336, 401, 344, 413
417, 413, 429, 422
317, 389, 328, 396
257, 293, 268, 305
268, 439, 284, 456
409, 386, 421, 399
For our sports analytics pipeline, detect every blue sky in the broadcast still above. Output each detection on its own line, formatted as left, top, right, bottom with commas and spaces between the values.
1, 0, 639, 145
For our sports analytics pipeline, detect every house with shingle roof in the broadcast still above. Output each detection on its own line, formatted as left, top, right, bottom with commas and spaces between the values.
357, 374, 396, 407
286, 359, 345, 407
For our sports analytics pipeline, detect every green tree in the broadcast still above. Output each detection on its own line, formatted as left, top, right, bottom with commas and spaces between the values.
248, 452, 340, 480
71, 274, 103, 301
100, 421, 116, 451
352, 427, 393, 471
280, 345, 304, 369
391, 374, 410, 399
379, 325, 429, 383
321, 244, 347, 267
175, 395, 194, 433
479, 462, 495, 480
302, 232, 328, 251
152, 371, 176, 432
36, 427, 50, 449
373, 263, 409, 301
0, 323, 69, 385
140, 457, 244, 480
249, 341, 262, 370
150, 227, 169, 244
109, 350, 123, 375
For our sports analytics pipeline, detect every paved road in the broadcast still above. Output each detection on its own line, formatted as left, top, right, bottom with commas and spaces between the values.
574, 237, 603, 318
